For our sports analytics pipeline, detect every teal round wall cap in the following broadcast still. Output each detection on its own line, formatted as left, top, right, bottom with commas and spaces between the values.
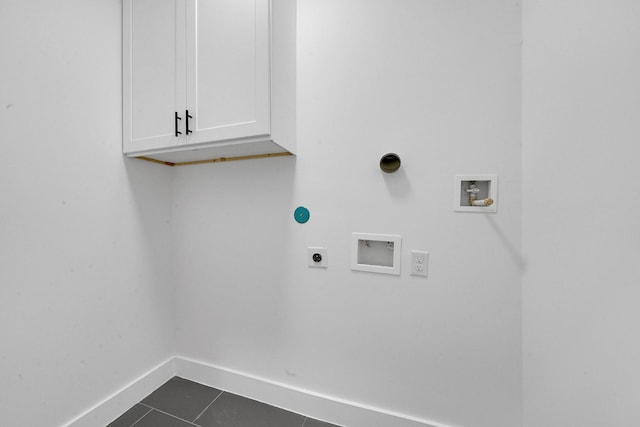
294, 206, 310, 224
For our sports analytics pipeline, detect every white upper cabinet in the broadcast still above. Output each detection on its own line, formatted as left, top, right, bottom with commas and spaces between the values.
185, 0, 270, 144
123, 0, 296, 165
124, 0, 181, 153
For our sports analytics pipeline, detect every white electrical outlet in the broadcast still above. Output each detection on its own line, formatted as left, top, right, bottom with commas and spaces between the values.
411, 250, 429, 278
308, 247, 328, 268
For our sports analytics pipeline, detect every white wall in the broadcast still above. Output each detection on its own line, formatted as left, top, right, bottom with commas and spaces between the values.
522, 1, 640, 426
173, 1, 522, 426
0, 1, 175, 425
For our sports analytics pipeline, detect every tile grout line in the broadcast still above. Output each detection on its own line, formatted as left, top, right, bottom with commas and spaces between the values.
128, 407, 153, 427
137, 403, 201, 427
134, 390, 341, 427
132, 382, 340, 427
192, 390, 225, 424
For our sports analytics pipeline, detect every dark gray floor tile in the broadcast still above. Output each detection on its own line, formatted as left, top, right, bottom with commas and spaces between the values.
106, 404, 151, 427
194, 392, 305, 427
134, 409, 195, 427
304, 418, 342, 427
141, 377, 222, 422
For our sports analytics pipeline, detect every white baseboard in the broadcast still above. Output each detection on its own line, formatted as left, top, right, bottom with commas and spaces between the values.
64, 356, 457, 427
174, 356, 455, 427
63, 358, 175, 427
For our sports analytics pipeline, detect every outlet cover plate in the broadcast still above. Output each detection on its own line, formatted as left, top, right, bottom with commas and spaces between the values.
307, 247, 328, 268
410, 250, 429, 278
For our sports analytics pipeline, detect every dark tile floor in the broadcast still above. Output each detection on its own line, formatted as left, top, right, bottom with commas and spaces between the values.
107, 376, 342, 427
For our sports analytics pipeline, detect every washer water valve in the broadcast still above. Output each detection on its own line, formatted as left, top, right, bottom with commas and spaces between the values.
467, 181, 494, 207
454, 175, 498, 212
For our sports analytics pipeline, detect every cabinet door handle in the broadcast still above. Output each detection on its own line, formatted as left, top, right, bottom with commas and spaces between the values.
186, 110, 193, 135
175, 112, 182, 137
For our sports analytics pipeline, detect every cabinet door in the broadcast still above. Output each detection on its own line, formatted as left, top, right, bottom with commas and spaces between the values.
185, 0, 271, 145
123, 0, 186, 154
